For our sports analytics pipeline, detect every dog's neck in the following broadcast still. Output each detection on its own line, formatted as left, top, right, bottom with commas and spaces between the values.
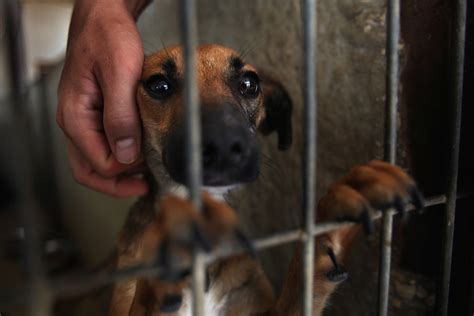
145, 163, 236, 203
148, 175, 235, 202
144, 144, 239, 202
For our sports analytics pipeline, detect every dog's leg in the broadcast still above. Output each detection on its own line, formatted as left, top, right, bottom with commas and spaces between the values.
272, 160, 424, 315
112, 193, 273, 316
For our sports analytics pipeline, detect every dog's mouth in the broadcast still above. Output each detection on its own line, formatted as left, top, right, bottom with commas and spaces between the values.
162, 146, 260, 187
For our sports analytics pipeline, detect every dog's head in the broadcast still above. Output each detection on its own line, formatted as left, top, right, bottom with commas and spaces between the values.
137, 44, 292, 190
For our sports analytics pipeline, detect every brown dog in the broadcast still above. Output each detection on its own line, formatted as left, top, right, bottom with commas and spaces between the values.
109, 44, 423, 315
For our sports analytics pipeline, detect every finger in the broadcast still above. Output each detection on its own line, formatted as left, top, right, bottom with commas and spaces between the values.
67, 142, 148, 197
98, 50, 144, 165
58, 86, 139, 178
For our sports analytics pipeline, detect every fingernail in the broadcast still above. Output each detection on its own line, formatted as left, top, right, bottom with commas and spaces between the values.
115, 138, 137, 164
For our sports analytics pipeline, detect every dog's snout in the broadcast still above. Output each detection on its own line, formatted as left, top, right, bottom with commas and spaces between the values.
202, 126, 249, 170
164, 104, 259, 187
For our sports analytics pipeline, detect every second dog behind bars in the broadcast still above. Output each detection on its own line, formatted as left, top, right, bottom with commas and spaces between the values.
108, 44, 423, 316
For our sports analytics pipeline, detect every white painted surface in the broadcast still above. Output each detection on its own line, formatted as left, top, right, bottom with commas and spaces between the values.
0, 2, 72, 98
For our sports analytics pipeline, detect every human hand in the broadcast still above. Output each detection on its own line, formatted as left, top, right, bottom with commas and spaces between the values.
57, 0, 150, 197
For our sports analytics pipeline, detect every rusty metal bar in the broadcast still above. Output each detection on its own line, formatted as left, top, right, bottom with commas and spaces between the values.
436, 0, 466, 315
302, 0, 318, 314
378, 0, 400, 314
179, 0, 205, 315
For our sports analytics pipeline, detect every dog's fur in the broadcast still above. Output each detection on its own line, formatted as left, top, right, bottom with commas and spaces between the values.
108, 44, 423, 316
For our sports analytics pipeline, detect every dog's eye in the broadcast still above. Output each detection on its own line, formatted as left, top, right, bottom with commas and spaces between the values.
239, 74, 260, 98
144, 75, 173, 99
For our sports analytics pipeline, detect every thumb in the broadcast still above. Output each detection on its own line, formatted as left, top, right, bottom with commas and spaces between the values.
100, 58, 143, 165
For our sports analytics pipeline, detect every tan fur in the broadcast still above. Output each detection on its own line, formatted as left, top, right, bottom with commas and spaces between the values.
110, 45, 421, 315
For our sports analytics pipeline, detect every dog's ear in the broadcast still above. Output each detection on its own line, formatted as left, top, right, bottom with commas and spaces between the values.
258, 74, 293, 151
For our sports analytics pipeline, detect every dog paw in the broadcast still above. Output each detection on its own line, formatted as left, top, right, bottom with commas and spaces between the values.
141, 192, 254, 281
318, 160, 424, 234
136, 192, 254, 313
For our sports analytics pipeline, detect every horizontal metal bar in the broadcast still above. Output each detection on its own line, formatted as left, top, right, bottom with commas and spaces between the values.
0, 193, 459, 306
436, 0, 466, 315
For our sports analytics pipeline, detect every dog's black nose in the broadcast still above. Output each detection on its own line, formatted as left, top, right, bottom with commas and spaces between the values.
202, 130, 246, 169
164, 103, 259, 187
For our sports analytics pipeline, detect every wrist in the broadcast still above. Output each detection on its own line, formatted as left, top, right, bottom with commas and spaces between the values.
73, 0, 150, 21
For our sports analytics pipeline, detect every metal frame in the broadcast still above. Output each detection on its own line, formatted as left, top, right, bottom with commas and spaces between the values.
377, 0, 400, 314
0, 0, 467, 315
436, 1, 467, 315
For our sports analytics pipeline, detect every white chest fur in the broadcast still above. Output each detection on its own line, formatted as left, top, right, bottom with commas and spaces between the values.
177, 286, 228, 316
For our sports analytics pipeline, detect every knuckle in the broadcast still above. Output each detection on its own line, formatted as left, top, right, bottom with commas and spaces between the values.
55, 109, 64, 129
111, 191, 127, 198
94, 165, 117, 178
114, 54, 142, 73
104, 113, 138, 133
72, 168, 87, 186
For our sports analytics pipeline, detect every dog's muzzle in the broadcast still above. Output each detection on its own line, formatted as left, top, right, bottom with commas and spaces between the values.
163, 103, 259, 186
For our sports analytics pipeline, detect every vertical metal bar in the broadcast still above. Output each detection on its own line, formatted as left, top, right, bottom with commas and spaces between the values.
179, 0, 204, 315
378, 0, 400, 315
302, 0, 317, 315
4, 1, 51, 315
436, 0, 466, 315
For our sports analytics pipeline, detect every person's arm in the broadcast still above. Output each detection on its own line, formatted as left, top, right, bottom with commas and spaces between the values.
125, 0, 153, 19
57, 0, 153, 197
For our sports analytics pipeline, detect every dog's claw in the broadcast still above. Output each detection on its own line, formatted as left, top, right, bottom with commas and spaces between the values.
359, 209, 374, 235
410, 187, 425, 211
393, 195, 406, 219
235, 228, 256, 259
158, 238, 171, 269
205, 269, 211, 293
192, 222, 212, 253
157, 239, 192, 281
159, 294, 183, 313
325, 247, 348, 283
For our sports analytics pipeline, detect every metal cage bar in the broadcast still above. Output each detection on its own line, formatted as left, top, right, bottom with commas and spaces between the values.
436, 0, 467, 315
377, 0, 400, 315
301, 0, 318, 315
179, 0, 206, 315
4, 1, 51, 315
0, 194, 466, 308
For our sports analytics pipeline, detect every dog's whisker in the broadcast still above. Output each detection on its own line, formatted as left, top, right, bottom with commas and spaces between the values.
159, 37, 173, 60
143, 40, 161, 55
260, 156, 283, 177
239, 40, 262, 60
